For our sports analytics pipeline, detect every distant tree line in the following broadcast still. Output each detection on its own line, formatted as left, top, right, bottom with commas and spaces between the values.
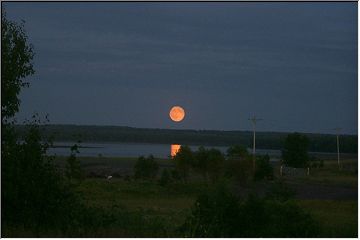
13, 124, 358, 153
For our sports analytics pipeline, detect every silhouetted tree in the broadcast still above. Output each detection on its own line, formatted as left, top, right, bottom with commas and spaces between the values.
193, 146, 208, 179
192, 147, 225, 182
206, 148, 225, 182
1, 12, 91, 236
158, 168, 171, 186
173, 146, 194, 182
227, 145, 249, 160
254, 154, 273, 181
65, 143, 84, 183
1, 9, 34, 122
282, 132, 310, 168
134, 155, 159, 180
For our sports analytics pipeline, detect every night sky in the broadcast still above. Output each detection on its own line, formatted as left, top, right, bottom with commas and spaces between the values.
4, 2, 358, 134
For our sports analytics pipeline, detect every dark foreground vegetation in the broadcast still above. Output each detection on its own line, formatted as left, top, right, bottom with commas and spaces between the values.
3, 122, 358, 237
14, 124, 358, 153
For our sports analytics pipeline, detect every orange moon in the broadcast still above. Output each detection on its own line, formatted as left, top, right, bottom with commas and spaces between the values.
169, 106, 185, 122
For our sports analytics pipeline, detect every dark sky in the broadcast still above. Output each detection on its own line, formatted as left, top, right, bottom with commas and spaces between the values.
4, 2, 358, 134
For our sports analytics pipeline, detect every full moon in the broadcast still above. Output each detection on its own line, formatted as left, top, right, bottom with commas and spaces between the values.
169, 106, 185, 122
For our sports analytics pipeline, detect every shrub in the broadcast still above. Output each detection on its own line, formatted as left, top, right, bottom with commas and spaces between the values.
227, 145, 249, 160
65, 143, 84, 183
2, 120, 86, 235
193, 147, 225, 182
180, 183, 241, 237
134, 155, 159, 180
224, 157, 253, 184
173, 146, 194, 182
181, 183, 319, 237
282, 132, 310, 168
170, 169, 182, 182
254, 154, 274, 181
158, 169, 171, 186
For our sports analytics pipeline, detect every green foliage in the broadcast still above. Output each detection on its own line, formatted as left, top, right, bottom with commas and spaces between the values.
134, 155, 159, 180
254, 154, 274, 181
224, 158, 253, 184
193, 147, 225, 182
2, 118, 84, 235
227, 145, 249, 160
181, 184, 319, 237
192, 146, 208, 178
158, 169, 171, 186
1, 9, 35, 121
173, 146, 194, 182
206, 148, 225, 182
181, 183, 240, 237
239, 195, 319, 237
282, 132, 310, 168
170, 169, 182, 182
65, 143, 84, 183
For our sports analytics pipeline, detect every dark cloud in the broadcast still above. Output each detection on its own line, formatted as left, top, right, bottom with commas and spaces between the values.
4, 2, 357, 134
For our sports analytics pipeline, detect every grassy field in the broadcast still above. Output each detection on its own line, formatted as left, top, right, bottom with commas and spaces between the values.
299, 199, 357, 237
53, 155, 358, 237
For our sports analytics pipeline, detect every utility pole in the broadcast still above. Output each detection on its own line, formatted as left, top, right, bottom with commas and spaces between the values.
249, 116, 262, 170
333, 128, 342, 170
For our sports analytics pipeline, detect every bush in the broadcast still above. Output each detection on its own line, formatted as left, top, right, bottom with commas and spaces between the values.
2, 120, 87, 235
158, 169, 171, 186
180, 183, 241, 237
170, 169, 182, 182
173, 146, 194, 182
181, 183, 319, 237
134, 155, 159, 180
193, 147, 225, 182
224, 158, 253, 184
65, 143, 84, 183
282, 132, 310, 168
227, 145, 249, 160
254, 154, 274, 181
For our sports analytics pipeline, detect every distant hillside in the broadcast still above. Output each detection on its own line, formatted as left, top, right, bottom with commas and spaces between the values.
14, 124, 358, 153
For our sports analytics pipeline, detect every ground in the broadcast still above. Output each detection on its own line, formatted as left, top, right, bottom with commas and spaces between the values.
54, 154, 357, 237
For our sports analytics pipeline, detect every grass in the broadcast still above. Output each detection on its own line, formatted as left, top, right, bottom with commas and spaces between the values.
73, 177, 358, 237
271, 158, 358, 188
298, 199, 358, 237
75, 179, 207, 235
47, 156, 360, 237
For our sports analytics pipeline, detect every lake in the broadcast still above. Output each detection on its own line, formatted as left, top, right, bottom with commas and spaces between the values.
47, 142, 283, 158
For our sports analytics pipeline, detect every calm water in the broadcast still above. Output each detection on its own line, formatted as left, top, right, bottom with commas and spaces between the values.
47, 142, 282, 158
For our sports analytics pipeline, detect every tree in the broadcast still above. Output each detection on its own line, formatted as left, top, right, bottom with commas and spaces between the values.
158, 168, 171, 186
181, 183, 319, 237
227, 145, 249, 160
1, 9, 35, 122
193, 147, 225, 182
224, 145, 253, 184
206, 148, 225, 182
282, 132, 310, 168
173, 145, 194, 182
254, 154, 273, 181
65, 143, 84, 183
1, 13, 88, 235
134, 155, 159, 180
193, 146, 208, 179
